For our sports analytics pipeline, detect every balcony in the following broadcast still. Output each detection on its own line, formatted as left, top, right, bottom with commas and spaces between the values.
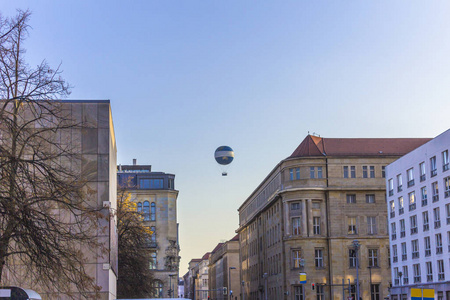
436, 247, 443, 254
389, 190, 394, 196
422, 199, 427, 206
398, 186, 403, 192
435, 220, 441, 229
402, 254, 407, 261
393, 256, 398, 263
399, 208, 404, 215
411, 227, 418, 234
445, 190, 450, 198
444, 163, 449, 172
390, 212, 395, 218
409, 203, 416, 211
438, 273, 445, 281
403, 278, 409, 285
431, 169, 437, 177
425, 249, 431, 257
412, 252, 419, 259
414, 276, 421, 283
432, 195, 439, 202
420, 174, 426, 182
423, 224, 429, 231
427, 275, 433, 282
391, 234, 397, 240
407, 180, 415, 187
400, 231, 405, 238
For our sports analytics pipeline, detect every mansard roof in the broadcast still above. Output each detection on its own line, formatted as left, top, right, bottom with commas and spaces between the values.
289, 135, 431, 158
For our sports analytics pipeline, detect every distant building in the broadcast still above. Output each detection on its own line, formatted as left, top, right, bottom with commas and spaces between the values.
185, 258, 202, 299
117, 160, 180, 298
386, 129, 450, 300
237, 135, 430, 300
209, 235, 240, 300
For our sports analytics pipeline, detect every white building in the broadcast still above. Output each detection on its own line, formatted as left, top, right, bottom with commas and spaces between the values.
386, 129, 450, 300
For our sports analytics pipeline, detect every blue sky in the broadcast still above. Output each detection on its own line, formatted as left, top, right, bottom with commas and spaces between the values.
2, 1, 450, 274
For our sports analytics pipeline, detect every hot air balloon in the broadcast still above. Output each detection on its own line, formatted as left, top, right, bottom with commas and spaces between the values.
214, 146, 234, 176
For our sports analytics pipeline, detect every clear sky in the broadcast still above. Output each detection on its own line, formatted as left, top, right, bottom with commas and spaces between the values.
2, 1, 450, 275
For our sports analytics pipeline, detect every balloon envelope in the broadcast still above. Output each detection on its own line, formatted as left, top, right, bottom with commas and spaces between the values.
214, 146, 234, 165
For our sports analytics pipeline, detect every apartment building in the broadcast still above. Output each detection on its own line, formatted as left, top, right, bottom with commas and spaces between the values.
209, 235, 240, 300
237, 134, 429, 300
387, 129, 450, 300
117, 161, 180, 298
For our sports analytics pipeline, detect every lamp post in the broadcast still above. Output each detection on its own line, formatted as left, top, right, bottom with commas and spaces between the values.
398, 272, 403, 300
229, 267, 236, 300
352, 240, 360, 300
169, 274, 176, 297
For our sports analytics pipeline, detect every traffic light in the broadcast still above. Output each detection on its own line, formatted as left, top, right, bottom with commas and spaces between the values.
311, 283, 315, 290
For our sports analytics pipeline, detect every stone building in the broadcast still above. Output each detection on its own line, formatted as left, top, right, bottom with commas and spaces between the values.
209, 235, 240, 300
117, 161, 180, 298
185, 258, 203, 299
1, 100, 118, 300
237, 134, 430, 300
386, 129, 450, 300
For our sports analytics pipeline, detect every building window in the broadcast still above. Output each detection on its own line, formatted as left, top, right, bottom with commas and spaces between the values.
397, 174, 403, 192
291, 202, 301, 211
420, 162, 426, 181
349, 249, 357, 268
348, 217, 357, 235
313, 217, 321, 235
351, 166, 356, 178
432, 181, 439, 202
293, 286, 303, 300
413, 263, 421, 283
290, 168, 300, 180
392, 245, 398, 263
382, 166, 386, 178
371, 284, 380, 300
446, 203, 450, 225
343, 166, 349, 178
370, 166, 375, 178
388, 179, 394, 196
140, 179, 150, 189
310, 167, 315, 179
314, 249, 323, 268
411, 239, 419, 259
292, 217, 301, 235
433, 207, 441, 229
398, 197, 404, 215
151, 202, 156, 221
424, 236, 431, 256
394, 267, 400, 285
143, 201, 150, 221
421, 186, 427, 206
401, 242, 407, 261
151, 280, 164, 298
168, 178, 174, 189
363, 166, 368, 178
367, 217, 377, 235
407, 168, 414, 187
437, 259, 445, 280
150, 226, 156, 243
399, 219, 405, 238
410, 215, 418, 234
289, 168, 294, 180
316, 285, 324, 300
436, 233, 443, 254
347, 194, 356, 204
409, 191, 416, 211
391, 222, 397, 240
444, 176, 450, 198
389, 200, 395, 218
368, 249, 378, 267
149, 252, 157, 269
443, 150, 449, 172
402, 265, 409, 284
431, 156, 437, 177
292, 249, 302, 269
426, 261, 433, 282
366, 194, 375, 203
317, 166, 323, 178
137, 202, 142, 212
423, 211, 429, 231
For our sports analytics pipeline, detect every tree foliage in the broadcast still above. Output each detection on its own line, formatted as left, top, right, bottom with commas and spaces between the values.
0, 10, 104, 298
116, 187, 154, 298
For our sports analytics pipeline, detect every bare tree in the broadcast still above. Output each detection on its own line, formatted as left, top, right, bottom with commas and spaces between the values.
0, 10, 105, 298
116, 187, 154, 298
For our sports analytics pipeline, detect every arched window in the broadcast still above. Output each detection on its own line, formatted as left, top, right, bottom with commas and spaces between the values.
151, 226, 156, 243
151, 280, 163, 298
137, 202, 142, 213
149, 252, 157, 269
151, 202, 156, 221
143, 201, 150, 221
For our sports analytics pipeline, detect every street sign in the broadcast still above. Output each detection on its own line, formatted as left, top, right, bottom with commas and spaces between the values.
299, 272, 307, 284
412, 288, 435, 300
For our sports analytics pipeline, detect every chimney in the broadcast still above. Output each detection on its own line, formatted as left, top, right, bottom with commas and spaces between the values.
133, 159, 137, 165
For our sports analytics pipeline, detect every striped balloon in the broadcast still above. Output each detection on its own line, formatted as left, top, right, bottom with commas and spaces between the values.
214, 146, 234, 165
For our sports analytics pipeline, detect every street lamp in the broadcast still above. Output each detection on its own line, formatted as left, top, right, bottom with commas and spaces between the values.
169, 274, 176, 297
352, 240, 360, 300
229, 267, 236, 300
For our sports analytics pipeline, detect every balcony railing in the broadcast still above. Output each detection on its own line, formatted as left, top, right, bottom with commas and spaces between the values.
425, 249, 431, 256
436, 247, 443, 254
423, 224, 429, 231
400, 231, 405, 238
389, 190, 394, 196
393, 256, 398, 263
431, 169, 437, 177
391, 234, 397, 240
411, 227, 418, 234
403, 278, 409, 285
427, 275, 433, 282
432, 195, 439, 202
420, 174, 426, 182
444, 163, 449, 172
399, 208, 404, 215
435, 220, 441, 229
409, 203, 416, 211
398, 186, 403, 192
422, 199, 427, 206
414, 276, 421, 283
445, 190, 450, 198
402, 254, 407, 261
412, 252, 419, 258
390, 212, 395, 218
408, 180, 415, 187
